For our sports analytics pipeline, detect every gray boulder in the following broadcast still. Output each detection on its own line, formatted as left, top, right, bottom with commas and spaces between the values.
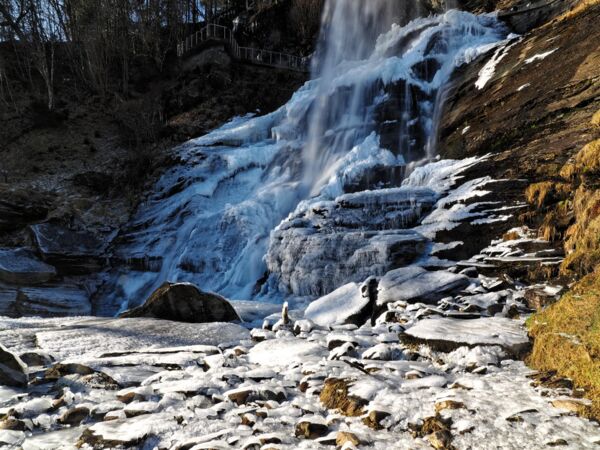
0, 344, 28, 387
120, 282, 240, 323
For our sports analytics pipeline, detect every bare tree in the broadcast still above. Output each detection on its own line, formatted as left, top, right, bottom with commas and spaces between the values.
288, 0, 324, 44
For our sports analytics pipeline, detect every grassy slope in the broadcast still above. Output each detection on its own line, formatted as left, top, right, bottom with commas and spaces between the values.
528, 269, 600, 419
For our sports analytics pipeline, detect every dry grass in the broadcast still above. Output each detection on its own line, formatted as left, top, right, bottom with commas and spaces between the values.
593, 110, 600, 128
525, 182, 570, 209
561, 188, 600, 275
576, 140, 600, 174
556, 0, 600, 21
528, 268, 600, 420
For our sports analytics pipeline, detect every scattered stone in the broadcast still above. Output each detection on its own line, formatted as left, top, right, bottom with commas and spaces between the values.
58, 406, 90, 425
426, 430, 453, 450
362, 410, 391, 430
120, 282, 240, 323
319, 379, 366, 417
435, 400, 465, 413
336, 431, 361, 447
0, 417, 30, 431
0, 344, 28, 387
295, 419, 329, 439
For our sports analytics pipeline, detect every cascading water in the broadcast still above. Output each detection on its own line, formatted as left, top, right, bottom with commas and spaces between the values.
102, 2, 507, 314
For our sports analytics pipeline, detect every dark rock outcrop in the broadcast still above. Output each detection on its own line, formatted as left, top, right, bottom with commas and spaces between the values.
120, 282, 240, 323
16, 286, 91, 317
0, 344, 28, 387
0, 248, 57, 285
30, 223, 109, 275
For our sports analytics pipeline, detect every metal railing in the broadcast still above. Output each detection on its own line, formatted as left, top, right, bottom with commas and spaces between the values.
177, 23, 309, 73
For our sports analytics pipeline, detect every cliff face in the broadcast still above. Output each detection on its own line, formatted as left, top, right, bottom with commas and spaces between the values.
437, 0, 600, 419
438, 2, 600, 276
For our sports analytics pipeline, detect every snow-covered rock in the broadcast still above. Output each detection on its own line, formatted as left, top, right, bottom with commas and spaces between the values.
378, 267, 470, 306
403, 317, 530, 357
305, 282, 371, 327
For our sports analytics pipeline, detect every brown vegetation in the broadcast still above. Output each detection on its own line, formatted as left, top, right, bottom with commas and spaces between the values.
528, 268, 600, 420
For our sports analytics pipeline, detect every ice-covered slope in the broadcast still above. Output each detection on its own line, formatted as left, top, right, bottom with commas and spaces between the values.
105, 7, 507, 312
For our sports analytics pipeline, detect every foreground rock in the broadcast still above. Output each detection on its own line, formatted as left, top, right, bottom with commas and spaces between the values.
120, 282, 240, 323
305, 281, 375, 327
402, 317, 531, 358
0, 344, 28, 387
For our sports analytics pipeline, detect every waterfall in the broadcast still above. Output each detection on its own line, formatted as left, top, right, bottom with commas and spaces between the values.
102, 2, 507, 313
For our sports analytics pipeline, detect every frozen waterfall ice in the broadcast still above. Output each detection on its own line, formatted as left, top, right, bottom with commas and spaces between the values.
103, 4, 507, 313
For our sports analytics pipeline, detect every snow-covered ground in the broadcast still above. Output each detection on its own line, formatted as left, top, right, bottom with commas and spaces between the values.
2, 251, 599, 449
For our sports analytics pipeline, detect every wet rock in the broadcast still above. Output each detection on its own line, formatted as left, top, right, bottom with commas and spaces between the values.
0, 248, 57, 285
72, 171, 113, 195
319, 379, 366, 417
59, 406, 90, 425
15, 285, 91, 317
120, 282, 240, 323
0, 344, 28, 387
295, 419, 329, 439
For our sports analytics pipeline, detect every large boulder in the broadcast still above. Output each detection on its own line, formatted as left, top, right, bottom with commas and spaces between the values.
120, 282, 240, 323
0, 344, 28, 387
0, 248, 57, 285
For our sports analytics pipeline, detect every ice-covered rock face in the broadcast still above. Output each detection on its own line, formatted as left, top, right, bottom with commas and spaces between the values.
105, 5, 506, 312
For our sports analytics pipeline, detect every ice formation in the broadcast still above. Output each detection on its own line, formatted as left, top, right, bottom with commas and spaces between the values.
105, 4, 508, 311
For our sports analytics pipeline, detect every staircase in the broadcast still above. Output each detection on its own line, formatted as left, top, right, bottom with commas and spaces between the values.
177, 23, 309, 73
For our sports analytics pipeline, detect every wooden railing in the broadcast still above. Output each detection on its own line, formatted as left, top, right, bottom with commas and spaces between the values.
177, 23, 309, 73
